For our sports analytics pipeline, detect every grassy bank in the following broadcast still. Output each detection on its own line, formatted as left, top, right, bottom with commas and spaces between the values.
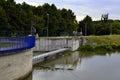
78, 35, 120, 51
86, 35, 120, 45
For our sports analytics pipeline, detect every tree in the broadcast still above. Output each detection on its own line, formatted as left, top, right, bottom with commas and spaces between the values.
79, 15, 95, 36
0, 2, 77, 36
0, 6, 8, 28
112, 20, 120, 34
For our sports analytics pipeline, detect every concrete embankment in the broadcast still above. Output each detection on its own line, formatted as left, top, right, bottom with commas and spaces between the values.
34, 37, 81, 52
0, 49, 33, 80
33, 37, 88, 65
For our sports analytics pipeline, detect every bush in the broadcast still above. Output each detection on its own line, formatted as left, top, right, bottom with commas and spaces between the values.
78, 44, 95, 51
95, 45, 112, 51
78, 44, 113, 52
105, 45, 113, 51
112, 45, 120, 50
112, 45, 117, 49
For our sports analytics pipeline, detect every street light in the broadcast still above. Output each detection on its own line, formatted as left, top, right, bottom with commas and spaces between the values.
85, 23, 87, 36
47, 13, 49, 37
31, 21, 36, 35
110, 23, 112, 35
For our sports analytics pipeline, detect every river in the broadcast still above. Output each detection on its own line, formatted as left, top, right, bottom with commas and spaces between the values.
25, 51, 120, 80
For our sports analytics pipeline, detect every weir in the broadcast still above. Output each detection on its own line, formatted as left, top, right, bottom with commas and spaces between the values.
33, 37, 81, 65
0, 36, 87, 79
33, 48, 69, 65
0, 36, 35, 80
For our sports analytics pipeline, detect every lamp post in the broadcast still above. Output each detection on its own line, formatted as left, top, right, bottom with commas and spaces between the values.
85, 23, 87, 36
47, 13, 49, 37
31, 21, 36, 35
110, 23, 112, 35
31, 21, 33, 35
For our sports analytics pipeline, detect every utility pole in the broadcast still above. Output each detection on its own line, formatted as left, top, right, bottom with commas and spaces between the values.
110, 23, 112, 35
85, 23, 87, 36
31, 21, 36, 35
31, 21, 33, 35
47, 13, 49, 37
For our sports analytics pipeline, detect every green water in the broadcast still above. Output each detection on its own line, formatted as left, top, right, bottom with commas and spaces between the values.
26, 51, 120, 80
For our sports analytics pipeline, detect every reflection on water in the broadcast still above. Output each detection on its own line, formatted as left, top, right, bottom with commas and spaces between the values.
39, 51, 80, 70
26, 51, 120, 80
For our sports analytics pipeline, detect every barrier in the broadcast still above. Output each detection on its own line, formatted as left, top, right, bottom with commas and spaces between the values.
0, 36, 35, 53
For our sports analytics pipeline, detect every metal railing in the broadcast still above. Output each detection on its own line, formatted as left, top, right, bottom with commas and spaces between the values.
0, 36, 35, 53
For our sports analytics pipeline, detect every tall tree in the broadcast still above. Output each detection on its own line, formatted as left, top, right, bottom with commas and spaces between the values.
79, 15, 95, 35
0, 2, 77, 36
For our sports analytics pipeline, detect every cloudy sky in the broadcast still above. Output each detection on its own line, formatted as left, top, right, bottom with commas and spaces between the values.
15, 0, 120, 21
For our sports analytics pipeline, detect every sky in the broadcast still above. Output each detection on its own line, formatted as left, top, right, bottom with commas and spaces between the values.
15, 0, 120, 21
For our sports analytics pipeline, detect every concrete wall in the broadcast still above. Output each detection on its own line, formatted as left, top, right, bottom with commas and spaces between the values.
34, 38, 67, 52
34, 37, 80, 52
0, 49, 33, 80
67, 39, 80, 51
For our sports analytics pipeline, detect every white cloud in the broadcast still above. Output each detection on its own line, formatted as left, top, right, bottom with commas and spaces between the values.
15, 0, 120, 21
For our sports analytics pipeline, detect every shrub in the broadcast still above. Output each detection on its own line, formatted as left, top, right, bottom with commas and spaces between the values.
105, 45, 113, 51
78, 44, 95, 51
95, 45, 112, 51
78, 44, 113, 52
112, 45, 117, 49
112, 45, 120, 50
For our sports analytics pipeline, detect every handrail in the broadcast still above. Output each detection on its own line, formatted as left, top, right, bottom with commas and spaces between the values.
0, 36, 35, 53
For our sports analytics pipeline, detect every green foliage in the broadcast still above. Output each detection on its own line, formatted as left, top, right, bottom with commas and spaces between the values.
78, 44, 95, 51
78, 35, 120, 51
112, 20, 120, 34
95, 45, 113, 51
112, 45, 120, 50
0, 6, 8, 28
1, 0, 120, 36
83, 15, 92, 22
78, 15, 95, 35
0, 1, 77, 36
63, 50, 72, 55
78, 15, 120, 36
86, 35, 120, 46
93, 20, 120, 35
93, 22, 111, 35
78, 44, 113, 52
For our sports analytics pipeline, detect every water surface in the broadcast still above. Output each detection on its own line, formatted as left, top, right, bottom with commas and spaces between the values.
26, 51, 120, 80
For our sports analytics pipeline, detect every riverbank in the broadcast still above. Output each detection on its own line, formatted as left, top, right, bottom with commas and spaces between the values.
78, 35, 120, 51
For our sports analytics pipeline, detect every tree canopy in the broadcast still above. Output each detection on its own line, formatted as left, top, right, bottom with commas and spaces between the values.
0, 0, 120, 37
0, 0, 77, 36
78, 15, 120, 36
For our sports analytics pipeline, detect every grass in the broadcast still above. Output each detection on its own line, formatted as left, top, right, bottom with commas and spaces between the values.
78, 35, 120, 52
85, 35, 120, 46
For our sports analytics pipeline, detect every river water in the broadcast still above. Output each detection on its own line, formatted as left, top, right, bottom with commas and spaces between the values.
26, 51, 120, 80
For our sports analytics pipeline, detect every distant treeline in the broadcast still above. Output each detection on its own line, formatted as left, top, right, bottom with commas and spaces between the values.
78, 15, 120, 36
0, 0, 77, 36
0, 0, 120, 37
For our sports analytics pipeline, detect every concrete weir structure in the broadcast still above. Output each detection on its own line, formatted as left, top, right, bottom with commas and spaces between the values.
0, 36, 35, 80
33, 37, 81, 64
34, 37, 80, 52
0, 50, 32, 80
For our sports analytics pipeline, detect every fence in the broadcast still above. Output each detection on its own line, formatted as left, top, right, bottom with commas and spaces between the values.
0, 36, 35, 53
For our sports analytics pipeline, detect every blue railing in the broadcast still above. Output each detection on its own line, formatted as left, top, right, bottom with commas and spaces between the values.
0, 36, 35, 53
